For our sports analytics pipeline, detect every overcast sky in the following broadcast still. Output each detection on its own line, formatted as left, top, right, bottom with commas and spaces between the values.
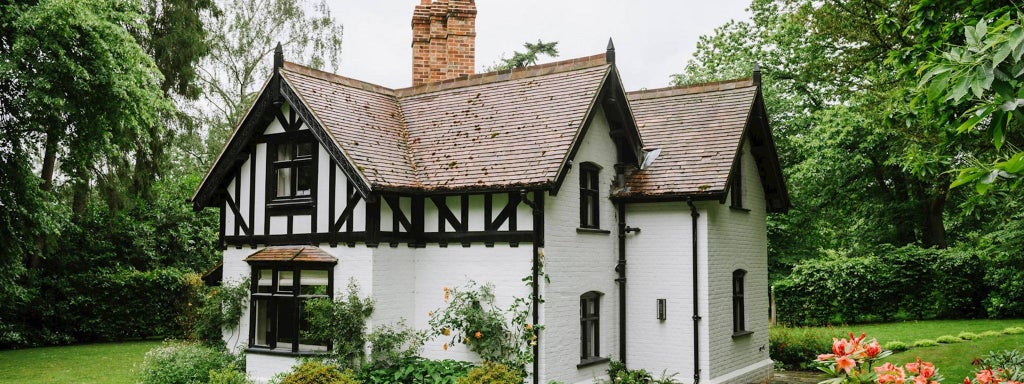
325, 1, 752, 91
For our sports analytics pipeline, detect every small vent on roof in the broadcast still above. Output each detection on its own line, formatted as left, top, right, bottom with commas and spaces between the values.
640, 148, 661, 170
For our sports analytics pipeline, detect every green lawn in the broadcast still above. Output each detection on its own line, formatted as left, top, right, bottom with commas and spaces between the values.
882, 333, 1024, 383
0, 340, 161, 384
830, 319, 1024, 344
797, 319, 1024, 381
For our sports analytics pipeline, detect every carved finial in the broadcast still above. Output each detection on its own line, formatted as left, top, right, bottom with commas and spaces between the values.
606, 38, 616, 64
274, 42, 284, 70
753, 62, 761, 86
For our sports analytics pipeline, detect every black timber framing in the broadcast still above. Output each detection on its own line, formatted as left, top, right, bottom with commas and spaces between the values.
550, 67, 643, 196
279, 77, 374, 202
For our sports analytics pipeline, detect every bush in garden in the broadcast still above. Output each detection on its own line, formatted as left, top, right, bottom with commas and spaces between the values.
883, 341, 909, 352
936, 335, 961, 343
209, 367, 251, 384
1003, 327, 1024, 335
357, 357, 473, 384
302, 281, 374, 369
179, 274, 249, 347
597, 361, 680, 384
960, 332, 981, 340
966, 349, 1024, 384
769, 325, 841, 370
366, 320, 427, 368
912, 339, 938, 347
428, 281, 537, 371
279, 361, 359, 384
980, 330, 1003, 337
455, 362, 523, 384
138, 342, 240, 384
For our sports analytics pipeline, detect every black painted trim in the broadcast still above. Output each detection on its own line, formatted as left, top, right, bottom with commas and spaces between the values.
577, 227, 611, 234
279, 77, 374, 201
577, 357, 610, 369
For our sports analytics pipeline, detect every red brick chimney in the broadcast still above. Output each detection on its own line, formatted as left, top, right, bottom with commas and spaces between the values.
411, 0, 476, 86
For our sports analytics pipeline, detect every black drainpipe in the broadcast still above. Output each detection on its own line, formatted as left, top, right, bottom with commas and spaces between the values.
687, 200, 701, 384
522, 190, 544, 384
615, 203, 627, 364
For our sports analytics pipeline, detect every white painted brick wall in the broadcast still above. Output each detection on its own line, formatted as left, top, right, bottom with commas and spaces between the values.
624, 202, 694, 379
704, 139, 772, 384
540, 105, 620, 384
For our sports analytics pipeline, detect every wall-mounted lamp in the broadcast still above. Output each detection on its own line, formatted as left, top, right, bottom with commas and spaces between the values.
657, 298, 667, 321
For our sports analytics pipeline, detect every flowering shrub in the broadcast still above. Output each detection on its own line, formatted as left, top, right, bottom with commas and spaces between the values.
814, 333, 946, 384
965, 350, 1024, 384
427, 281, 537, 372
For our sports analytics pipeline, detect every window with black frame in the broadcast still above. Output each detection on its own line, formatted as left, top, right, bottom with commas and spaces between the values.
580, 291, 602, 363
250, 266, 332, 353
579, 163, 600, 228
271, 141, 316, 202
733, 269, 747, 335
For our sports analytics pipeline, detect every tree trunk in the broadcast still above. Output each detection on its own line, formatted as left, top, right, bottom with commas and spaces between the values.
922, 189, 948, 249
31, 129, 60, 269
72, 176, 91, 217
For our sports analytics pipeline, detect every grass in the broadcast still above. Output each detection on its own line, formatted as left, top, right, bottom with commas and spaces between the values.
831, 319, 1024, 344
0, 340, 161, 384
881, 333, 1024, 381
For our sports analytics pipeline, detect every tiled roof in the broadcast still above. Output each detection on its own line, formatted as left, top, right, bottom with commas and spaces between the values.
618, 79, 758, 197
279, 55, 611, 192
244, 246, 338, 263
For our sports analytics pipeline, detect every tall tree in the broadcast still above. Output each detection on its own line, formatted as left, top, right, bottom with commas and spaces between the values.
484, 40, 559, 72
1, 0, 171, 267
184, 0, 343, 169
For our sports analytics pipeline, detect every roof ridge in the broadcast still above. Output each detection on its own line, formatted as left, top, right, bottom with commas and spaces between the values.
395, 53, 609, 97
627, 77, 755, 100
282, 61, 397, 96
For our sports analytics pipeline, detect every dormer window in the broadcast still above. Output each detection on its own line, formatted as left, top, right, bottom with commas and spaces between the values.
272, 141, 315, 200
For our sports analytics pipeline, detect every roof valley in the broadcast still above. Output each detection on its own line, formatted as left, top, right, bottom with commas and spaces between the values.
391, 97, 424, 188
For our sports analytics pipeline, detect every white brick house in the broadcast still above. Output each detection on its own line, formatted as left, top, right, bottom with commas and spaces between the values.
190, 1, 789, 383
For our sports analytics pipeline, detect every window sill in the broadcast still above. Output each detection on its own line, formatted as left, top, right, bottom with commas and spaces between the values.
732, 330, 753, 339
267, 198, 314, 214
576, 227, 611, 234
246, 347, 328, 357
577, 357, 610, 369
729, 206, 751, 213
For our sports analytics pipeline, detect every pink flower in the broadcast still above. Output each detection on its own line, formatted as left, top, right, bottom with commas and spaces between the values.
865, 340, 882, 358
836, 355, 857, 374
818, 354, 836, 361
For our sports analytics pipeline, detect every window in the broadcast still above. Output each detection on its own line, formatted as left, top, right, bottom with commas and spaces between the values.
580, 291, 602, 363
250, 266, 332, 353
730, 156, 743, 209
733, 269, 747, 335
271, 141, 315, 200
579, 163, 600, 228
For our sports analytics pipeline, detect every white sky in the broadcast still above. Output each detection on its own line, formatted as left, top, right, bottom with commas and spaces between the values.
325, 1, 752, 91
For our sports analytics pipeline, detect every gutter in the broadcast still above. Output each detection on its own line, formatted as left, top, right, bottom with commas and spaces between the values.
688, 200, 701, 384
522, 191, 544, 384
616, 203, 628, 363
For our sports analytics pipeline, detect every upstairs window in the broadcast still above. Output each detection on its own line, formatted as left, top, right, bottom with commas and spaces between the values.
580, 291, 602, 363
272, 141, 315, 200
579, 163, 600, 228
733, 269, 747, 335
730, 156, 743, 209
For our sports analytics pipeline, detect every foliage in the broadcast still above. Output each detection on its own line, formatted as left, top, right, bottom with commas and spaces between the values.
883, 342, 909, 353
936, 335, 961, 344
302, 281, 374, 369
977, 350, 1024, 382
913, 340, 939, 348
357, 357, 473, 384
597, 360, 680, 384
775, 245, 988, 326
209, 366, 252, 384
428, 281, 537, 372
280, 361, 359, 384
770, 325, 842, 370
917, 11, 1024, 193
484, 40, 559, 72
366, 320, 428, 368
960, 332, 981, 340
181, 275, 249, 346
186, 0, 344, 170
455, 362, 523, 384
138, 342, 241, 384
812, 333, 907, 384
